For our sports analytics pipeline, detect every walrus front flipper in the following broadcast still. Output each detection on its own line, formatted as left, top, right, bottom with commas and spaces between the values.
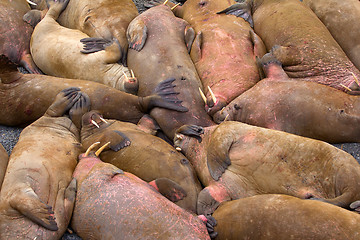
109, 131, 131, 152
0, 55, 22, 83
185, 25, 195, 53
46, 87, 82, 117
23, 9, 43, 28
149, 178, 187, 202
217, 2, 253, 28
206, 128, 233, 181
127, 17, 147, 51
80, 38, 112, 54
197, 186, 230, 215
175, 125, 204, 143
250, 29, 266, 60
198, 214, 218, 239
69, 92, 91, 129
140, 78, 189, 112
190, 31, 202, 63
9, 187, 58, 231
259, 52, 288, 80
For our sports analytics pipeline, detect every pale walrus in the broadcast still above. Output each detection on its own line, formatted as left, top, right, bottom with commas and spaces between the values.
0, 54, 187, 127
29, 0, 138, 94
212, 194, 360, 240
0, 0, 41, 73
174, 122, 360, 215
218, 0, 360, 93
212, 53, 360, 143
76, 110, 202, 213
0, 87, 88, 239
160, 0, 267, 116
71, 144, 212, 240
127, 4, 216, 140
302, 0, 360, 71
0, 143, 9, 189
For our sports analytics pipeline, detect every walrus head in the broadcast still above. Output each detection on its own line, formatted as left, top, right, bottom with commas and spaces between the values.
174, 125, 204, 152
81, 111, 110, 130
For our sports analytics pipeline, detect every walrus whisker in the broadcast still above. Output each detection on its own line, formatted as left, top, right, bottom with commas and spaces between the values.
84, 142, 101, 157
91, 120, 100, 128
340, 83, 352, 92
351, 72, 360, 87
26, 0, 37, 6
208, 86, 217, 104
95, 142, 111, 156
176, 147, 182, 151
163, 0, 169, 5
198, 88, 207, 103
171, 3, 181, 10
99, 117, 108, 124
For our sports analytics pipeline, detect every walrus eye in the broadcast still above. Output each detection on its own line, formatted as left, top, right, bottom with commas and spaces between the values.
199, 1, 207, 7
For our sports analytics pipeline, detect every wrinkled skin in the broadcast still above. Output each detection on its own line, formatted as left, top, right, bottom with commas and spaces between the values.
0, 0, 40, 73
127, 5, 216, 140
30, 0, 138, 65
213, 194, 360, 240
0, 143, 9, 189
0, 88, 84, 239
302, 0, 360, 71
0, 55, 187, 127
30, 0, 138, 94
222, 0, 360, 92
71, 152, 211, 240
213, 54, 360, 143
78, 111, 202, 213
174, 122, 360, 215
172, 0, 266, 116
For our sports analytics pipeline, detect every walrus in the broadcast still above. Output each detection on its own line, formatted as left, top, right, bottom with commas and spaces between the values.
28, 0, 138, 65
0, 87, 88, 239
218, 0, 360, 93
75, 110, 202, 213
29, 0, 138, 94
173, 121, 360, 215
212, 53, 360, 143
155, 0, 267, 116
0, 143, 9, 189
212, 194, 360, 240
0, 54, 187, 126
302, 0, 360, 71
0, 0, 40, 73
71, 143, 212, 240
127, 4, 216, 140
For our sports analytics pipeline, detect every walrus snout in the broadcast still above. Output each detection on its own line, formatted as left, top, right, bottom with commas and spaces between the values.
81, 110, 108, 129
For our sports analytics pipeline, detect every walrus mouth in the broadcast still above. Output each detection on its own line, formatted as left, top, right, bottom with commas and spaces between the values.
90, 114, 108, 128
198, 87, 217, 106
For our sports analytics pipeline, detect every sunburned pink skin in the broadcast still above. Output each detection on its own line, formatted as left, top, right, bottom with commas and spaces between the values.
72, 151, 211, 240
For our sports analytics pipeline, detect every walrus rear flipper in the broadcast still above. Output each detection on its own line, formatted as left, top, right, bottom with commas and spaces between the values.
189, 31, 202, 63
80, 38, 112, 54
9, 187, 58, 231
149, 178, 187, 203
140, 78, 189, 112
217, 2, 254, 28
126, 18, 147, 51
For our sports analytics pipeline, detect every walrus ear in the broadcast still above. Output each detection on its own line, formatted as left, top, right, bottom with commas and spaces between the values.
127, 18, 148, 52
176, 125, 204, 143
217, 2, 253, 28
184, 25, 195, 53
189, 31, 202, 63
150, 178, 187, 203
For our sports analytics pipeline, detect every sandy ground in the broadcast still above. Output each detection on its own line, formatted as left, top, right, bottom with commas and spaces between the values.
1, 0, 360, 239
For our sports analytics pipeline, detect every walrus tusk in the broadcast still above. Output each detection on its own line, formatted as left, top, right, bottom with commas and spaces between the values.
224, 114, 230, 121
199, 88, 207, 103
84, 142, 101, 157
175, 134, 183, 140
123, 71, 129, 81
351, 72, 360, 87
171, 3, 180, 10
219, 107, 226, 115
175, 147, 182, 151
163, 0, 169, 5
208, 86, 217, 104
91, 120, 100, 128
99, 117, 108, 124
26, 0, 37, 6
340, 83, 352, 92
130, 69, 135, 78
95, 142, 111, 156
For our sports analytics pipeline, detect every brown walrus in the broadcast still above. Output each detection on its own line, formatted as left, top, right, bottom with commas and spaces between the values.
28, 0, 138, 65
0, 0, 40, 73
71, 144, 212, 240
212, 194, 360, 240
0, 54, 187, 126
212, 53, 360, 143
0, 87, 87, 239
29, 0, 138, 94
218, 0, 360, 93
159, 0, 266, 116
76, 110, 202, 213
127, 4, 216, 140
173, 121, 360, 215
0, 143, 9, 189
302, 0, 360, 71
